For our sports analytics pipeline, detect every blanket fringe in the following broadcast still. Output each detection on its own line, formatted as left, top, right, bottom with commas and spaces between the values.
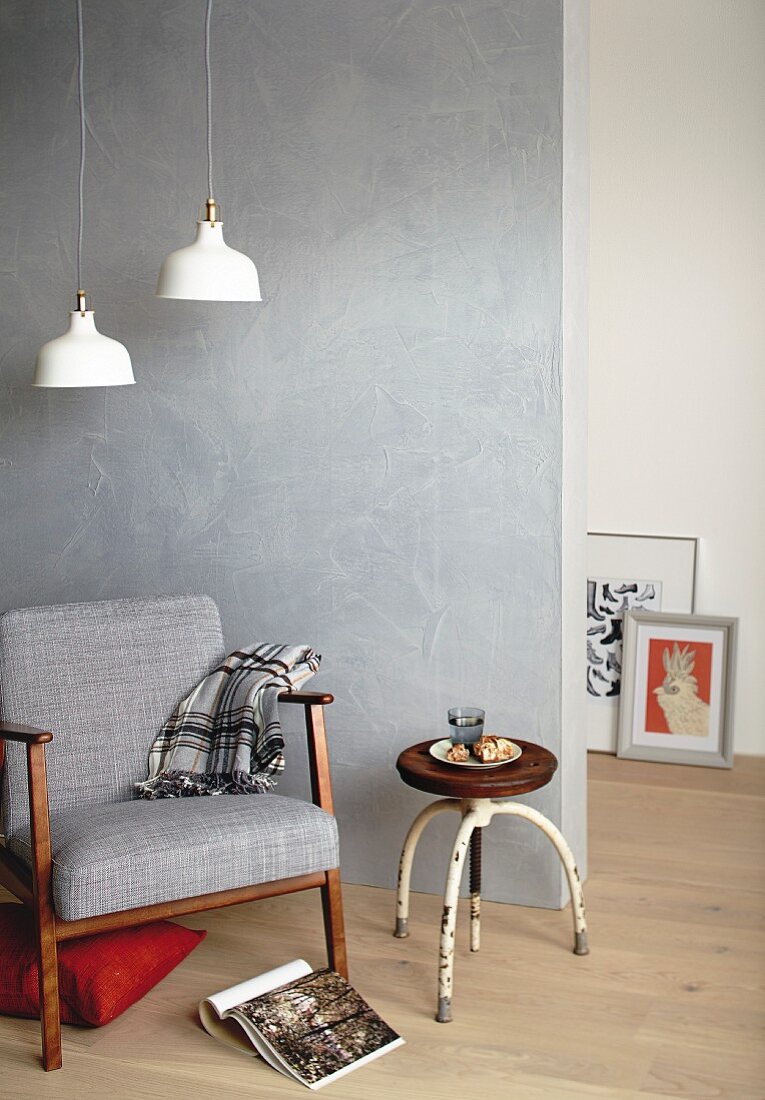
135, 769, 277, 799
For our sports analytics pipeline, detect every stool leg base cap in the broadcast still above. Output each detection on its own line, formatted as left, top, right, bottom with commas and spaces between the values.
393, 918, 409, 938
574, 931, 590, 956
436, 997, 453, 1023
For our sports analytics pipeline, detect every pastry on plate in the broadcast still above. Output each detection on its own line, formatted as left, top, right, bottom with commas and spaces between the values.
472, 735, 516, 763
446, 742, 470, 763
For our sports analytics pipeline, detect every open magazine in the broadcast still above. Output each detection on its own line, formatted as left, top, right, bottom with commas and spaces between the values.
199, 959, 404, 1090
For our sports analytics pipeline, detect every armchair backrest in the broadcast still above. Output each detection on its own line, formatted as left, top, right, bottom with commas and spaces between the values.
0, 594, 225, 841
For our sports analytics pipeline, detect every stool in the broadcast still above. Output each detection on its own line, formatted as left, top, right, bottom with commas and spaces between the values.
393, 739, 588, 1023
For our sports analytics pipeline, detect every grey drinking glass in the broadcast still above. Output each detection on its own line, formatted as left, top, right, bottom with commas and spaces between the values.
447, 707, 485, 745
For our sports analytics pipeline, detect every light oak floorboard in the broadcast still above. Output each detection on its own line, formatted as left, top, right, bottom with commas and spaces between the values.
1, 754, 763, 1098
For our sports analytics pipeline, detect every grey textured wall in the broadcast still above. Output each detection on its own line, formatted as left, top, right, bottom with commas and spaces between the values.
0, 0, 583, 906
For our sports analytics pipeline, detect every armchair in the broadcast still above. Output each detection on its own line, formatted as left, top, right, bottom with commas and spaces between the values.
0, 595, 346, 1071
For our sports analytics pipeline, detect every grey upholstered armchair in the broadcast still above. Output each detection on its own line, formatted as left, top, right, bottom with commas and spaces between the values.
0, 594, 346, 1071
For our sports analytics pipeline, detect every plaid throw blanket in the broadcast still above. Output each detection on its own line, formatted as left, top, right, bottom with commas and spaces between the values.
135, 644, 320, 799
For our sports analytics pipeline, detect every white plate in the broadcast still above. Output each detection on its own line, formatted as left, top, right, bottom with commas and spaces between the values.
429, 738, 523, 769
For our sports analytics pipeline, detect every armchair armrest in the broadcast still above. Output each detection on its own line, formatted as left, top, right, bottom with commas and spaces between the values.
0, 722, 53, 745
277, 691, 334, 706
277, 692, 335, 814
0, 724, 55, 947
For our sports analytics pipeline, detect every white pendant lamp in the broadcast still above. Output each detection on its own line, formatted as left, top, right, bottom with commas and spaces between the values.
33, 0, 134, 388
156, 0, 261, 302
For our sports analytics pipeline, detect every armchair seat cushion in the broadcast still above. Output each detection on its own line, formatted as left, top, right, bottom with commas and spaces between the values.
8, 795, 339, 922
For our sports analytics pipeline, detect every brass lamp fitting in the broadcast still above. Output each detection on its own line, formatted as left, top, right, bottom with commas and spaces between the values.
204, 198, 221, 225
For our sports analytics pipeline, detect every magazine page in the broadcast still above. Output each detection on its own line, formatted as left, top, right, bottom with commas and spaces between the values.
229, 967, 404, 1090
220, 1003, 308, 1085
210, 1007, 307, 1084
199, 959, 312, 1057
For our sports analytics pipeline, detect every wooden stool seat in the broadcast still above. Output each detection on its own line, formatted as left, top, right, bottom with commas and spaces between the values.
396, 738, 558, 799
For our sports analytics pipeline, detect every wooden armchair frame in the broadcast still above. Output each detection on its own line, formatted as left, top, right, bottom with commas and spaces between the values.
0, 693, 347, 1071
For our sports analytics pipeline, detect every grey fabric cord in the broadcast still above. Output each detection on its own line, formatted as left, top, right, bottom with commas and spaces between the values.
76, 0, 85, 291
205, 0, 214, 200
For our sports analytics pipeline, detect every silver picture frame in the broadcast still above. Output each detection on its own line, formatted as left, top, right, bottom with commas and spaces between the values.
617, 611, 737, 768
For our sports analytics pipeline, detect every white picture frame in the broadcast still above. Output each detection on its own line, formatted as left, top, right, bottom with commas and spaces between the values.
587, 533, 698, 752
617, 611, 737, 768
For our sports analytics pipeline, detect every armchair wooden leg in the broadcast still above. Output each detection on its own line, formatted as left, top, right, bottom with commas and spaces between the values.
26, 741, 62, 1070
34, 904, 62, 1070
321, 868, 348, 980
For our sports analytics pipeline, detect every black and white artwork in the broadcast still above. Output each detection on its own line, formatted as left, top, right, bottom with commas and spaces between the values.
587, 578, 662, 700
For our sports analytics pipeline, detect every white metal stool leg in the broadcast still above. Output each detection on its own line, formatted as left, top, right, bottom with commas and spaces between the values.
394, 798, 461, 938
437, 807, 482, 1022
493, 800, 589, 955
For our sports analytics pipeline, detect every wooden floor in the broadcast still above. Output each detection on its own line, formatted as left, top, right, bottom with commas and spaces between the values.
1, 754, 763, 1099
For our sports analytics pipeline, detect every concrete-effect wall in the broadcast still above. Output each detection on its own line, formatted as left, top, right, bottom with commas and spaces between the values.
590, 0, 765, 756
0, 1, 587, 906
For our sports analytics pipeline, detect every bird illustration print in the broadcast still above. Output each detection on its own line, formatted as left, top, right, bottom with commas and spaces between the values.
653, 643, 709, 736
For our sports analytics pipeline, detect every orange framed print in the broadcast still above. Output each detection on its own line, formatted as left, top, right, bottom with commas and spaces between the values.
617, 611, 737, 768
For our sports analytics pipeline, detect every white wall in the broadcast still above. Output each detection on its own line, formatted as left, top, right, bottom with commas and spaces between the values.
589, 1, 765, 756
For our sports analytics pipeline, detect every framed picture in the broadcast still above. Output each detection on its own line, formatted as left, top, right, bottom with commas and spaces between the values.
617, 611, 737, 768
587, 533, 698, 752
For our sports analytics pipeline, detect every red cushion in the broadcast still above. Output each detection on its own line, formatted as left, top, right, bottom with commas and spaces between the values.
0, 903, 205, 1027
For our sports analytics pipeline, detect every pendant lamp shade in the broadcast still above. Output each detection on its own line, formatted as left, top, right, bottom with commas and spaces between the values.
156, 0, 262, 303
156, 218, 261, 302
33, 309, 134, 388
32, 0, 134, 388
